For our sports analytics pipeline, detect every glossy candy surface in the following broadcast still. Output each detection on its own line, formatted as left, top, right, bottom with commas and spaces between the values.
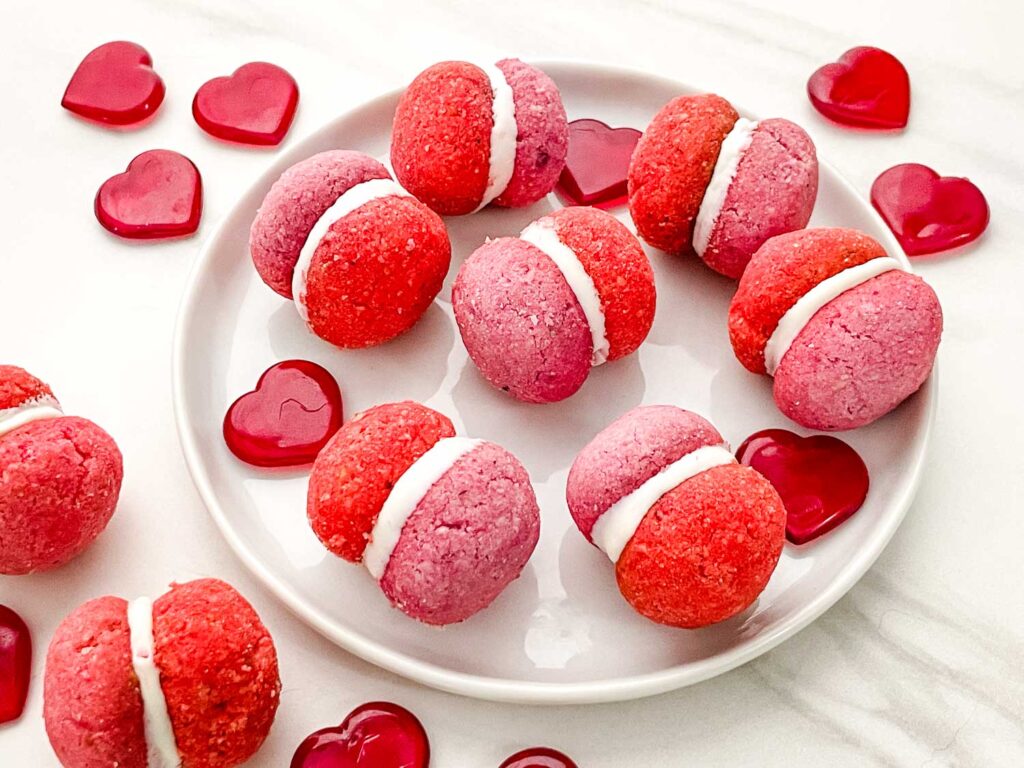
61, 41, 165, 126
95, 149, 202, 238
736, 429, 869, 545
871, 163, 989, 256
499, 747, 579, 768
224, 360, 343, 468
290, 701, 429, 768
193, 62, 299, 146
807, 47, 910, 129
0, 605, 31, 725
557, 119, 640, 209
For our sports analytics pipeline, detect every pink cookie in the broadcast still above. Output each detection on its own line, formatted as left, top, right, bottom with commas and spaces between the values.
391, 59, 568, 215
307, 401, 540, 625
0, 365, 122, 574
628, 94, 818, 278
567, 406, 786, 628
452, 207, 656, 403
249, 150, 451, 348
729, 228, 943, 430
44, 579, 280, 768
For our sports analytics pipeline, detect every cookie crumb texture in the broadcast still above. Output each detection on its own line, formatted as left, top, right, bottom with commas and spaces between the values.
0, 416, 122, 574
616, 465, 785, 628
302, 195, 450, 348
453, 237, 592, 403
308, 402, 455, 562
380, 441, 540, 625
628, 94, 738, 255
153, 579, 280, 768
44, 596, 147, 768
703, 118, 818, 279
0, 364, 55, 409
391, 61, 494, 215
774, 269, 942, 430
729, 227, 888, 374
249, 150, 390, 298
549, 207, 656, 360
567, 406, 722, 541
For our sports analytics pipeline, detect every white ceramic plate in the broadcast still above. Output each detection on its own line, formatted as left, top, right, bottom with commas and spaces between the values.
172, 62, 934, 705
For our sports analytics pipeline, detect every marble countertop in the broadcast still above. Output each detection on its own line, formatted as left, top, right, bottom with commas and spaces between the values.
1, 0, 1022, 765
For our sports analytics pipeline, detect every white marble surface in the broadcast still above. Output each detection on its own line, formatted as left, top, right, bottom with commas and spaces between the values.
1, 0, 1022, 765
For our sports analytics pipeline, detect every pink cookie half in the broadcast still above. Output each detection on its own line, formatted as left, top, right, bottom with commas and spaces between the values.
702, 118, 818, 279
249, 150, 390, 298
453, 236, 592, 403
380, 441, 540, 626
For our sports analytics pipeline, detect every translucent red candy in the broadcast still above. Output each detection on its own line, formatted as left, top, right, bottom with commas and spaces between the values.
95, 150, 202, 239
557, 119, 641, 209
0, 605, 31, 725
500, 747, 579, 768
193, 62, 299, 146
736, 429, 869, 545
871, 163, 989, 256
61, 41, 165, 126
807, 47, 910, 130
290, 701, 429, 768
224, 360, 343, 468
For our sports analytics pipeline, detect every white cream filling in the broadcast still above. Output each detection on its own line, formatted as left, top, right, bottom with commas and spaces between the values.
764, 256, 903, 375
126, 597, 181, 768
693, 118, 759, 258
520, 219, 610, 367
291, 178, 410, 323
0, 396, 63, 439
473, 62, 518, 212
363, 437, 484, 580
591, 444, 736, 564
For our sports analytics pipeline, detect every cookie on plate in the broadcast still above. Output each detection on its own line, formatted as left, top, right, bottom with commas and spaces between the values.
628, 93, 818, 278
453, 206, 656, 403
307, 401, 540, 625
567, 405, 786, 628
391, 59, 568, 215
729, 227, 943, 430
249, 150, 451, 348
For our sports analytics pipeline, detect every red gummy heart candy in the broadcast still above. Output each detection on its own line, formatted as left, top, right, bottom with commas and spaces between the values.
736, 429, 869, 545
290, 701, 429, 768
807, 47, 910, 129
95, 150, 202, 239
0, 605, 31, 725
61, 41, 165, 126
557, 119, 641, 209
871, 163, 989, 256
224, 360, 343, 468
193, 62, 299, 146
500, 747, 578, 768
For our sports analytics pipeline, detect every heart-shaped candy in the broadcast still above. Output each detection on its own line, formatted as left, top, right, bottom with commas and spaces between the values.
95, 150, 202, 239
557, 119, 641, 209
736, 429, 869, 545
0, 605, 31, 725
500, 747, 578, 768
61, 41, 165, 126
807, 47, 910, 129
871, 163, 989, 256
224, 360, 343, 468
193, 62, 299, 146
291, 701, 429, 768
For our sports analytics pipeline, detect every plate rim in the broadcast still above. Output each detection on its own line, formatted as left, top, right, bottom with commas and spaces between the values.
171, 59, 935, 705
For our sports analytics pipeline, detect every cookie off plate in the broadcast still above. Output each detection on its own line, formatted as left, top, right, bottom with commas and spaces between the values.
172, 61, 934, 704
